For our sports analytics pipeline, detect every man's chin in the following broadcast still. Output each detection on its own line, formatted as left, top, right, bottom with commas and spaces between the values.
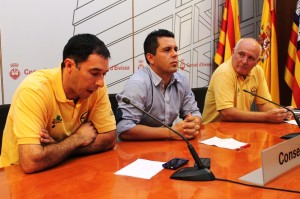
81, 92, 92, 99
236, 69, 249, 76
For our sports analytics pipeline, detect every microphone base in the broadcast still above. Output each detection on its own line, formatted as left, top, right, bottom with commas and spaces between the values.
170, 167, 215, 181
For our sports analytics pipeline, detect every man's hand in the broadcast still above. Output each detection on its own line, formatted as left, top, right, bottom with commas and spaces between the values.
74, 121, 98, 146
285, 106, 294, 120
19, 121, 114, 173
40, 122, 98, 147
266, 108, 290, 123
40, 129, 56, 145
172, 114, 200, 140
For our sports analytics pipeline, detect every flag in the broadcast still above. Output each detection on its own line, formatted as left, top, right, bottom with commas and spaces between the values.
258, 0, 280, 104
285, 0, 300, 108
214, 0, 240, 65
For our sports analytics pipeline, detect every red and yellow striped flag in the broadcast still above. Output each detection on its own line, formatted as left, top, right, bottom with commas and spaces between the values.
214, 0, 240, 65
285, 0, 300, 108
258, 0, 280, 104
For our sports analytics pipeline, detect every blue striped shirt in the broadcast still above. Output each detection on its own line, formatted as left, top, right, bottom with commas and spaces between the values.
116, 65, 201, 136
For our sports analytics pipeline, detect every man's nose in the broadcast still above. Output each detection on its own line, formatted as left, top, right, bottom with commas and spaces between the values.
172, 49, 178, 56
95, 78, 104, 88
242, 57, 248, 64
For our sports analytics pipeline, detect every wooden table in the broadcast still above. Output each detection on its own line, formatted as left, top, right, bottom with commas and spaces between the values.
1, 122, 300, 198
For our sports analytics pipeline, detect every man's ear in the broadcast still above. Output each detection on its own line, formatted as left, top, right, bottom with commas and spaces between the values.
146, 53, 154, 65
63, 58, 76, 74
64, 58, 75, 68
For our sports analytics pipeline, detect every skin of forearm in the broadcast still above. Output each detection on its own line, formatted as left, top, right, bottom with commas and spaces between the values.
119, 125, 170, 141
19, 133, 85, 173
220, 108, 270, 122
257, 103, 276, 112
73, 130, 116, 155
20, 130, 116, 173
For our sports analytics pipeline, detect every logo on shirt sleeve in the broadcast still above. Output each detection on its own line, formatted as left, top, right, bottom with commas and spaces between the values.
250, 87, 257, 94
80, 111, 88, 124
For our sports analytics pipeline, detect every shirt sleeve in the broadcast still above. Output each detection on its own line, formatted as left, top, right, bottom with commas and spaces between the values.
116, 78, 148, 135
90, 86, 116, 134
179, 77, 201, 119
214, 72, 236, 111
14, 88, 50, 145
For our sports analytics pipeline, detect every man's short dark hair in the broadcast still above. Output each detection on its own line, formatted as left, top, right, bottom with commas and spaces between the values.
62, 33, 110, 68
143, 29, 175, 64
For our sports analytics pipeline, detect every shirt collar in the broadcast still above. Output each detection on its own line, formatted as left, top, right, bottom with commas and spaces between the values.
146, 65, 180, 86
54, 66, 72, 102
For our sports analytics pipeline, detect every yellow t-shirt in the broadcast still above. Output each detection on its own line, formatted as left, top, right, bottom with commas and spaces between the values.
1, 67, 116, 166
202, 57, 271, 124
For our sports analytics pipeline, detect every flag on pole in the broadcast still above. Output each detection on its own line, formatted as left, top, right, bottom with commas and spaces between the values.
258, 0, 280, 104
285, 0, 300, 108
214, 0, 241, 65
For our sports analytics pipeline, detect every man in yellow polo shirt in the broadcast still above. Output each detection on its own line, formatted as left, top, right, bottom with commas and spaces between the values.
1, 34, 116, 173
202, 38, 292, 124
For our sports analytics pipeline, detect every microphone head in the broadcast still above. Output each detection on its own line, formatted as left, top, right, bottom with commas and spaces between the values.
116, 94, 131, 104
243, 89, 254, 95
122, 97, 131, 104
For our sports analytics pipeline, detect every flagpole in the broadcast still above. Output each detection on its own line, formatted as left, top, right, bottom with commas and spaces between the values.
212, 0, 217, 73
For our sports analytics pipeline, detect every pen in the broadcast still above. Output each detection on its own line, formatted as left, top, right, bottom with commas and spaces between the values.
236, 143, 251, 151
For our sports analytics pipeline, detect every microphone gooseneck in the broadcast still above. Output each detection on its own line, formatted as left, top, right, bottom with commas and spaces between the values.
242, 89, 300, 128
121, 96, 215, 181
122, 97, 190, 144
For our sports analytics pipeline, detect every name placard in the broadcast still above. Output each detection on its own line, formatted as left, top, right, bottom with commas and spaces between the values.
239, 135, 300, 185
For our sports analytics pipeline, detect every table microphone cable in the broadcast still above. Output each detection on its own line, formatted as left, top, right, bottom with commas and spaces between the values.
214, 177, 300, 194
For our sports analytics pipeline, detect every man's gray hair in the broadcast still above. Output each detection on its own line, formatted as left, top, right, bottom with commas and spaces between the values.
234, 38, 262, 57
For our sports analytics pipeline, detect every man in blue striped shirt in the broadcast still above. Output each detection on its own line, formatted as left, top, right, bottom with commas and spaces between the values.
116, 29, 201, 141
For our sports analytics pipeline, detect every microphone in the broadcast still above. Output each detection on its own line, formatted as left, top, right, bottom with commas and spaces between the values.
121, 96, 215, 181
242, 89, 300, 128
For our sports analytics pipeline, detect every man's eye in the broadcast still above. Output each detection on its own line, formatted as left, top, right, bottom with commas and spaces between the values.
91, 73, 100, 76
248, 57, 255, 61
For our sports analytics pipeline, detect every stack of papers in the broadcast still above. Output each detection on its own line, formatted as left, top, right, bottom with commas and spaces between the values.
199, 136, 250, 150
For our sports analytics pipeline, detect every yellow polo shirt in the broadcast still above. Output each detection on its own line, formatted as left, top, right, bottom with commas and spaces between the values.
202, 57, 271, 124
1, 67, 116, 166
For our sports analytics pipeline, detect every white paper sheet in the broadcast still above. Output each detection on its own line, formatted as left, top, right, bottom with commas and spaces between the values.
285, 119, 298, 126
114, 158, 165, 179
199, 136, 250, 150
